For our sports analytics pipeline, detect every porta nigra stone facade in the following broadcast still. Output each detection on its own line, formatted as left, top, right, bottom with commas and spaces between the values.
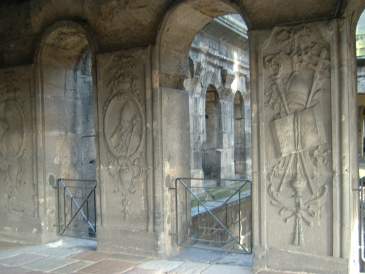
0, 0, 364, 273
186, 14, 251, 180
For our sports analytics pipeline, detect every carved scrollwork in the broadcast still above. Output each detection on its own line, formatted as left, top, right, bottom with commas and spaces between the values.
0, 93, 26, 214
264, 25, 332, 246
103, 54, 146, 220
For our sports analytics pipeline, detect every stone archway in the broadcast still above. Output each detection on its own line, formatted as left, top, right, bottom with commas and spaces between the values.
35, 21, 99, 242
154, 0, 251, 256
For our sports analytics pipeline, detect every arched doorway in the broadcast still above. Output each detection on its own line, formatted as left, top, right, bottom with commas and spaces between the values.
36, 22, 98, 241
156, 3, 252, 255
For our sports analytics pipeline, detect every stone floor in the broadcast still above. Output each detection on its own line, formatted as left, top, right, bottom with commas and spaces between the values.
0, 238, 252, 273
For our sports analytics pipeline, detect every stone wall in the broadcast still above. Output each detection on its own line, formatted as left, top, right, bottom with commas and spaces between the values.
96, 48, 156, 255
0, 0, 361, 273
0, 66, 39, 243
251, 21, 349, 273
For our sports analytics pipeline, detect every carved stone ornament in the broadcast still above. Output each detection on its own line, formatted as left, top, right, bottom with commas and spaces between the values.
264, 25, 331, 246
104, 93, 144, 159
102, 54, 146, 220
0, 76, 26, 214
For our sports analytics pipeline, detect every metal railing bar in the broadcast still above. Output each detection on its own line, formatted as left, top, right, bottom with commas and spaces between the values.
219, 182, 249, 209
58, 178, 97, 183
177, 177, 251, 181
189, 185, 251, 189
61, 186, 96, 189
57, 180, 60, 233
175, 178, 179, 244
191, 237, 234, 244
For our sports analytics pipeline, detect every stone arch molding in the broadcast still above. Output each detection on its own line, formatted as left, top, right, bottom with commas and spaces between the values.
35, 20, 98, 63
185, 60, 244, 100
156, 0, 247, 90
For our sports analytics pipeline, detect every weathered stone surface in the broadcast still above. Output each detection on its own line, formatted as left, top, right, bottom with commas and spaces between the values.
96, 48, 155, 255
0, 0, 340, 67
263, 23, 333, 254
76, 259, 134, 274
0, 0, 361, 273
250, 20, 350, 273
0, 66, 40, 243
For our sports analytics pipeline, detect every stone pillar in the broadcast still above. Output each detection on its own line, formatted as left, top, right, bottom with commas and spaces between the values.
219, 70, 235, 180
243, 93, 252, 179
160, 87, 191, 255
185, 75, 204, 179
96, 48, 156, 255
219, 95, 234, 179
251, 22, 349, 273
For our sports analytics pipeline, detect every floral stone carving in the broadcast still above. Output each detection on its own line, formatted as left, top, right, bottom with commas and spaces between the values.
264, 25, 332, 246
102, 53, 146, 220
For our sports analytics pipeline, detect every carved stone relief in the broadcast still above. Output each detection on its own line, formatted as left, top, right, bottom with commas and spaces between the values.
0, 68, 35, 217
263, 25, 332, 246
99, 51, 147, 224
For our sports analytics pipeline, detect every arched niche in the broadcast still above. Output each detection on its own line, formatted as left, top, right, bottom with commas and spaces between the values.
35, 21, 98, 241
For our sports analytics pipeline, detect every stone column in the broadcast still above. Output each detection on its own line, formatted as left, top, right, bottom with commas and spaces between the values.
219, 70, 235, 180
251, 21, 349, 273
184, 74, 204, 179
243, 93, 252, 179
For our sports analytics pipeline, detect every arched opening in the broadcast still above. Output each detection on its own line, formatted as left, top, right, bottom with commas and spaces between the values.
38, 23, 97, 241
158, 4, 252, 255
203, 86, 221, 179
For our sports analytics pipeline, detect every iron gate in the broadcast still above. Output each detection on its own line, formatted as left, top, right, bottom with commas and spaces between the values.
172, 177, 252, 253
57, 178, 97, 238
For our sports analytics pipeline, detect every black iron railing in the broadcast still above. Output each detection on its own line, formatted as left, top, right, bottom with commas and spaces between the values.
172, 177, 252, 253
57, 178, 97, 238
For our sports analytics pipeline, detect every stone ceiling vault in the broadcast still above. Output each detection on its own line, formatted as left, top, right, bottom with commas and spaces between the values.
0, 0, 346, 67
